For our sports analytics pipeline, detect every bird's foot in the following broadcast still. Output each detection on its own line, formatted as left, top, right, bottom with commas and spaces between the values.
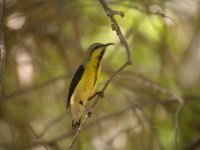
86, 110, 92, 118
96, 91, 104, 98
72, 119, 81, 129
88, 91, 104, 100
79, 101, 92, 117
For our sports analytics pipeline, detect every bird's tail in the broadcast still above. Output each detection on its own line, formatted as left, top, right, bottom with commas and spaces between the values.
72, 118, 81, 129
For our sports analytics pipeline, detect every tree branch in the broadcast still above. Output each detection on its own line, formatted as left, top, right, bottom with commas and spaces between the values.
16, 107, 130, 150
2, 74, 69, 101
0, 0, 6, 98
99, 0, 132, 63
69, 0, 132, 149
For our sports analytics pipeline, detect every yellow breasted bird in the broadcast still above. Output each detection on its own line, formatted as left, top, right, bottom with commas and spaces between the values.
67, 43, 113, 129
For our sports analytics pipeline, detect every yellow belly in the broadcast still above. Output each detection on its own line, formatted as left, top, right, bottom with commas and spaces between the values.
70, 64, 101, 121
73, 65, 100, 104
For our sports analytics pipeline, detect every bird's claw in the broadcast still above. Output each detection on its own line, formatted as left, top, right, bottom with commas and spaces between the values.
72, 119, 81, 129
96, 91, 104, 98
88, 91, 104, 100
86, 111, 92, 118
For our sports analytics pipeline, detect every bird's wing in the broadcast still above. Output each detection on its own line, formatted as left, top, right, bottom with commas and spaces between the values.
67, 65, 84, 108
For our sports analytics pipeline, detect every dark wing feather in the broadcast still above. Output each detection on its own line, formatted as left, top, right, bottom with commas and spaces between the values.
67, 65, 84, 108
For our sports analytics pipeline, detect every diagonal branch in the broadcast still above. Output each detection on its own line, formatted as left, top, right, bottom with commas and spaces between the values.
69, 0, 132, 149
0, 0, 6, 98
99, 0, 132, 63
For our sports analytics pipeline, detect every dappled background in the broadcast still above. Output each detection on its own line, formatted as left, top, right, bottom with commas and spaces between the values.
0, 0, 200, 150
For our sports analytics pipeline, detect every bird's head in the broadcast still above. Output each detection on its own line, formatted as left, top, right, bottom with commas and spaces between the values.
82, 43, 114, 64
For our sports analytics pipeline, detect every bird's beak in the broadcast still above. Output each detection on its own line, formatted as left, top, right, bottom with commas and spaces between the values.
104, 43, 114, 47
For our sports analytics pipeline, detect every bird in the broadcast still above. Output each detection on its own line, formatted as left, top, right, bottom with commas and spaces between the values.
66, 43, 114, 129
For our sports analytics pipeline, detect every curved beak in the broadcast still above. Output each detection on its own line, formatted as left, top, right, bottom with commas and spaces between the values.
104, 43, 114, 47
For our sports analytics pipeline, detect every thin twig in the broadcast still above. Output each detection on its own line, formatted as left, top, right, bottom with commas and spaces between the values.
68, 0, 132, 149
0, 0, 6, 98
99, 0, 132, 63
92, 61, 130, 108
2, 74, 69, 100
17, 107, 130, 150
110, 1, 176, 25
69, 115, 88, 149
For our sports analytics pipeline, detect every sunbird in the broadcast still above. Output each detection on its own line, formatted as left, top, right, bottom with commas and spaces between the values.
67, 43, 114, 129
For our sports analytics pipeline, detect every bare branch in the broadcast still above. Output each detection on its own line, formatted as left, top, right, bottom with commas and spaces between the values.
114, 2, 176, 25
92, 61, 130, 108
2, 74, 69, 101
99, 0, 132, 63
17, 107, 131, 150
69, 115, 88, 149
0, 0, 6, 98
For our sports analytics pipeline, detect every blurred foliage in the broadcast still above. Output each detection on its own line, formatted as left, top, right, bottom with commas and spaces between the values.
0, 0, 200, 150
